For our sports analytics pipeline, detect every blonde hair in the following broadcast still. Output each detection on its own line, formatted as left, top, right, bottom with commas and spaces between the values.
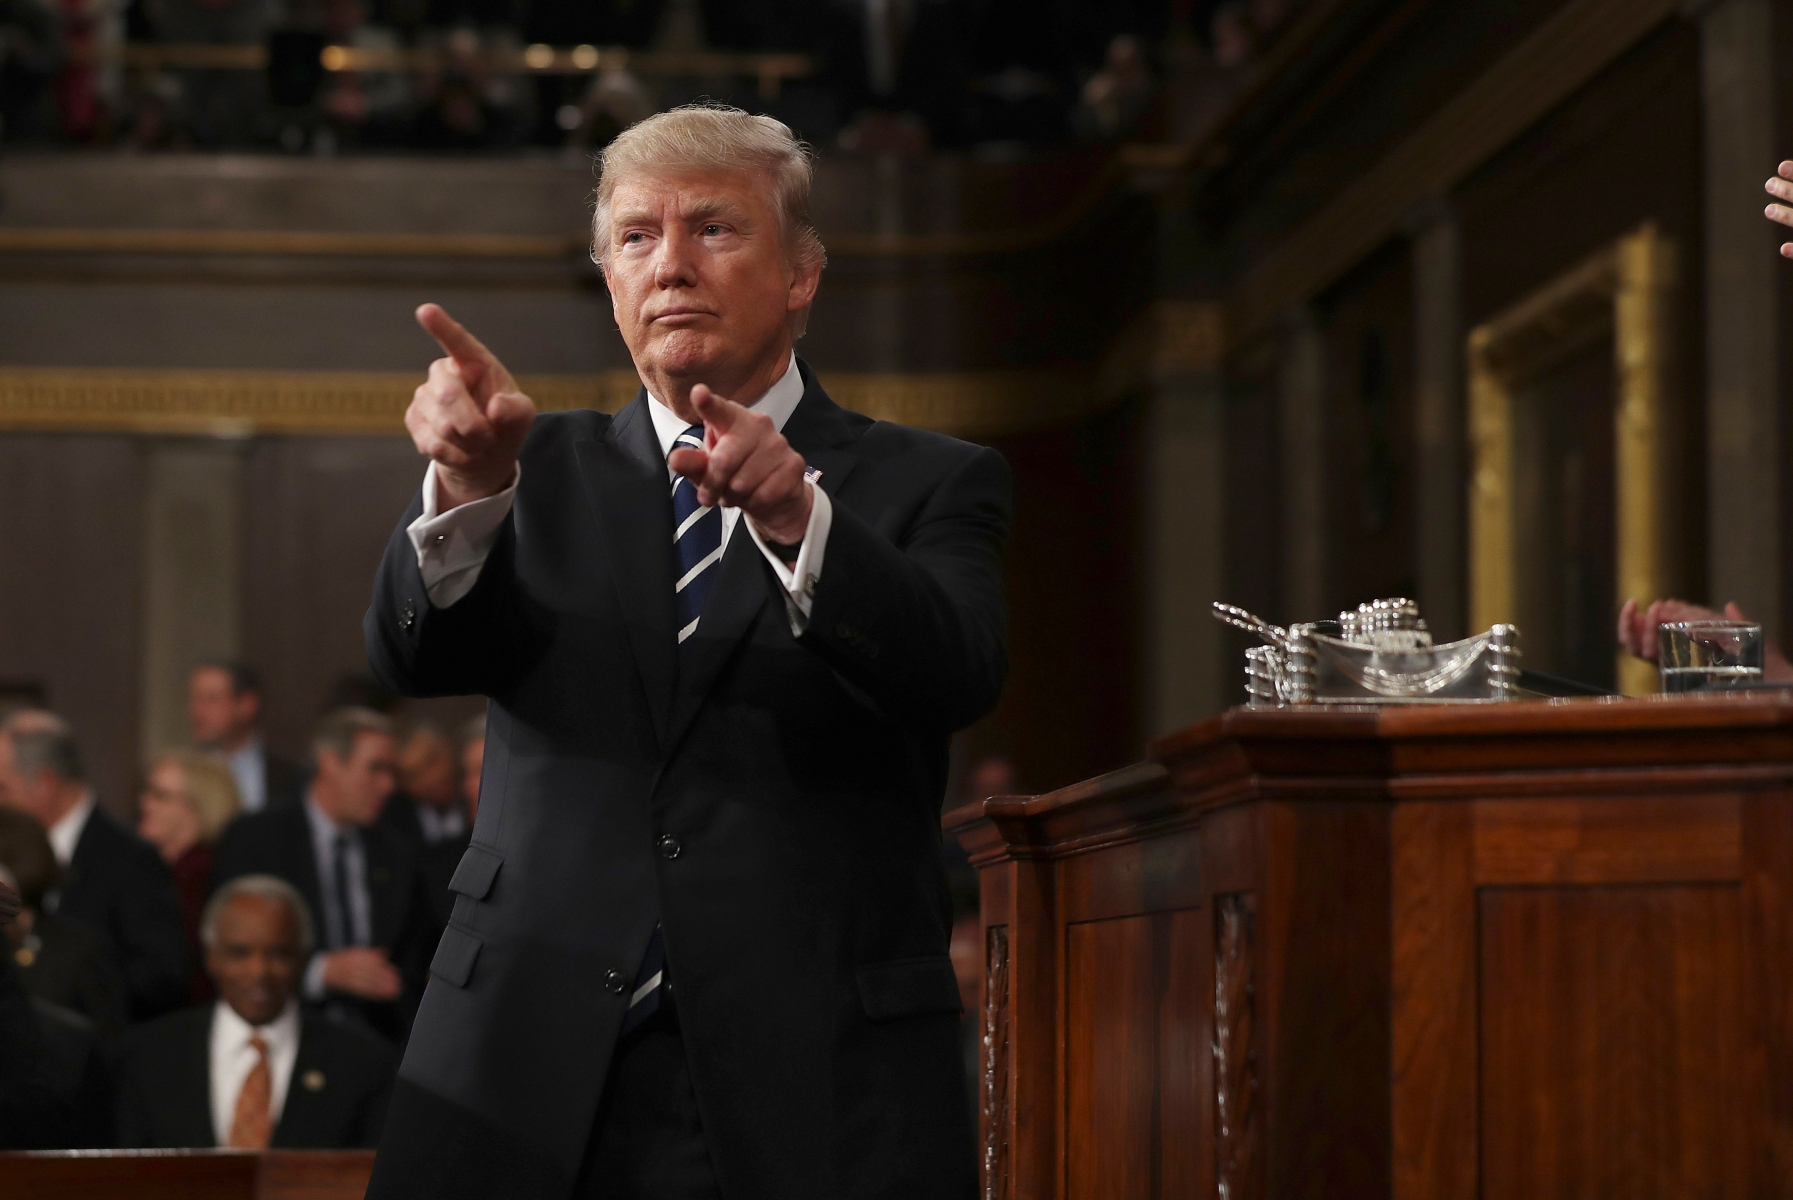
158, 752, 242, 844
591, 103, 828, 281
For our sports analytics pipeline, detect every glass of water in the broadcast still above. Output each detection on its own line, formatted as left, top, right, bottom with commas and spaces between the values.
1658, 621, 1764, 693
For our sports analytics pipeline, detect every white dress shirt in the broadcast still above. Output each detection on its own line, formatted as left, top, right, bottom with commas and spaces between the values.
405, 353, 832, 634
225, 739, 269, 814
46, 792, 96, 867
209, 998, 300, 1146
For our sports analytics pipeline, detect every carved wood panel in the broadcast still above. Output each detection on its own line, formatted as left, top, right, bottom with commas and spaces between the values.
982, 924, 1010, 1200
1214, 892, 1260, 1200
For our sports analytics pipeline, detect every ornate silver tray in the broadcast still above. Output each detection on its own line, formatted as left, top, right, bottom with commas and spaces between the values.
1213, 598, 1521, 706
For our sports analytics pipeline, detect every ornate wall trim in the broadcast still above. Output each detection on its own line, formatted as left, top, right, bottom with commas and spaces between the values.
0, 365, 1103, 440
1232, 0, 1678, 342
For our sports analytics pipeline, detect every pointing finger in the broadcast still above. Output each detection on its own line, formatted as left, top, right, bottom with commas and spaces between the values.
417, 303, 514, 392
691, 384, 745, 434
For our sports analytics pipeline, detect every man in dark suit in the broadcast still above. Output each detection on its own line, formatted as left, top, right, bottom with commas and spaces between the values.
211, 709, 436, 1044
116, 874, 397, 1149
363, 105, 1008, 1200
188, 661, 309, 814
0, 712, 189, 1022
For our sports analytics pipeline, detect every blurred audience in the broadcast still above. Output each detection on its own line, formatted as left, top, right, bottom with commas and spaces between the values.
0, 0, 65, 141
211, 707, 435, 1044
188, 661, 308, 815
0, 711, 188, 1023
0, 806, 128, 1047
380, 722, 466, 851
116, 874, 396, 1148
137, 751, 243, 1004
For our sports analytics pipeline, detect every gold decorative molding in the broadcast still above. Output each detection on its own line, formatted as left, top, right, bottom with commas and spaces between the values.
1468, 223, 1680, 696
0, 365, 1101, 440
1232, 0, 1677, 341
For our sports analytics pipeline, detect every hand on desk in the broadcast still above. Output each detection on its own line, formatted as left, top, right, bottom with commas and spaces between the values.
408, 304, 537, 512
321, 947, 403, 1001
1616, 597, 1793, 682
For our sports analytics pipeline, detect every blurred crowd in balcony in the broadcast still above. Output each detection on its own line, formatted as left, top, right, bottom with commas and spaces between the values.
0, 0, 1303, 155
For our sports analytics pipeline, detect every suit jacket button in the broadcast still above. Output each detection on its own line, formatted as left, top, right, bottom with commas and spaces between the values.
657, 834, 682, 860
604, 969, 628, 994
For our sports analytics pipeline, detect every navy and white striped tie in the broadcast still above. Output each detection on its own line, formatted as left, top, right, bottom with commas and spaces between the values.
670, 423, 723, 646
623, 424, 718, 1034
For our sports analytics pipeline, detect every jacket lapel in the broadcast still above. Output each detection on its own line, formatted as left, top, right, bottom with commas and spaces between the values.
176, 1009, 215, 1146
273, 1016, 328, 1147
574, 394, 678, 751
662, 363, 864, 753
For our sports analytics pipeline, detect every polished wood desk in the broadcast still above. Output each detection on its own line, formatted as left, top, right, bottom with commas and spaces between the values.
947, 698, 1793, 1199
0, 1150, 375, 1199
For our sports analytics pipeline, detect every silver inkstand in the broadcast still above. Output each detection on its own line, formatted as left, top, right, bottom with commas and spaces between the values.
1214, 597, 1522, 706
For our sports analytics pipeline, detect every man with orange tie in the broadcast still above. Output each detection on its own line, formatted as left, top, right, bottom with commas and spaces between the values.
114, 874, 397, 1149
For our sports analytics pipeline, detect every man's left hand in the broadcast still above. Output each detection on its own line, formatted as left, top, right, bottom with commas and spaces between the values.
669, 384, 813, 546
1766, 161, 1793, 255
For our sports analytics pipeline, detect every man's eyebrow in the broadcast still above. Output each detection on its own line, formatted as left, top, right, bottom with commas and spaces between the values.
680, 197, 752, 224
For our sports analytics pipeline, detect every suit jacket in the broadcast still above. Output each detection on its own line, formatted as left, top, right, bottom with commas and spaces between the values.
54, 806, 189, 1022
362, 364, 1009, 1200
16, 909, 129, 1047
115, 1005, 398, 1149
211, 805, 437, 1043
263, 750, 310, 813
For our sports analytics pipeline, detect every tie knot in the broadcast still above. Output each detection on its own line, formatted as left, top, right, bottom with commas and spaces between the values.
248, 1033, 268, 1057
674, 424, 705, 454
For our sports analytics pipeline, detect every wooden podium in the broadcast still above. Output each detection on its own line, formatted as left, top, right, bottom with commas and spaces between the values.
945, 698, 1793, 1199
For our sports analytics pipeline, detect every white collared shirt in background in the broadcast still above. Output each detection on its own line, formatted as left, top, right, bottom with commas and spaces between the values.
209, 998, 300, 1146
405, 353, 831, 633
46, 792, 96, 867
225, 738, 268, 814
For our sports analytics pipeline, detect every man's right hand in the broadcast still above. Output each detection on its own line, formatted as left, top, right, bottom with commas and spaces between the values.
1618, 597, 1793, 682
408, 304, 537, 511
320, 946, 403, 1001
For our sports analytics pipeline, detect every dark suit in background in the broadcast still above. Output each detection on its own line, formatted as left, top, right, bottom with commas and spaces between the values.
14, 909, 128, 1047
364, 367, 1009, 1200
55, 807, 189, 1022
116, 1005, 397, 1148
263, 751, 310, 813
211, 805, 437, 1042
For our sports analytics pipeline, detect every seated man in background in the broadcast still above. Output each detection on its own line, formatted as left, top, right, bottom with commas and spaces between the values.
377, 722, 466, 852
0, 806, 127, 1046
1616, 598, 1793, 680
0, 877, 110, 1150
212, 708, 436, 1044
116, 875, 397, 1149
0, 711, 189, 1022
189, 661, 308, 814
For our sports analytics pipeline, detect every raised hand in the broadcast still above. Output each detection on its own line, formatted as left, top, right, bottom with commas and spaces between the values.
667, 384, 813, 545
408, 304, 537, 510
320, 946, 403, 1001
1765, 162, 1793, 256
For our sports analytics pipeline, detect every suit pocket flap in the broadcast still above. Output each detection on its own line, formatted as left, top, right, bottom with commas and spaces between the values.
447, 843, 502, 900
856, 956, 962, 1021
431, 923, 482, 988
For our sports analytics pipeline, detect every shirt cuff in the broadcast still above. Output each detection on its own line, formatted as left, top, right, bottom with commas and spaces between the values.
745, 481, 831, 636
406, 462, 519, 609
303, 952, 328, 1001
